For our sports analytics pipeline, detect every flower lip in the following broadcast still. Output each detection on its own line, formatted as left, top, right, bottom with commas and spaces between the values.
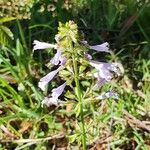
89, 42, 110, 53
96, 90, 119, 100
33, 40, 57, 51
50, 49, 62, 65
84, 53, 92, 60
42, 82, 66, 106
90, 60, 120, 81
38, 66, 62, 91
81, 40, 110, 53
41, 96, 64, 106
50, 49, 66, 66
51, 82, 66, 97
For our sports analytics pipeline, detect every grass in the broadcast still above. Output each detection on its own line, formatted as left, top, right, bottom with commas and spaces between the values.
0, 0, 150, 149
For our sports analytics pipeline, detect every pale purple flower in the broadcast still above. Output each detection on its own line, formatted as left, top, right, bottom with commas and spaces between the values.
42, 82, 66, 106
81, 41, 110, 53
51, 82, 66, 97
84, 53, 92, 60
81, 40, 88, 45
38, 81, 49, 92
33, 40, 57, 51
59, 57, 66, 66
96, 90, 119, 100
93, 78, 107, 89
50, 49, 61, 65
50, 49, 66, 66
89, 42, 110, 53
90, 61, 120, 81
38, 67, 62, 91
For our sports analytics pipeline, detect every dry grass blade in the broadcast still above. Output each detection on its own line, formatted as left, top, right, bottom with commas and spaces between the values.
0, 125, 16, 138
89, 135, 113, 150
1, 134, 65, 143
123, 110, 150, 131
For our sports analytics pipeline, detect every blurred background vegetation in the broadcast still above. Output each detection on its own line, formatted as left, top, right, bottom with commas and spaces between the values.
0, 0, 150, 149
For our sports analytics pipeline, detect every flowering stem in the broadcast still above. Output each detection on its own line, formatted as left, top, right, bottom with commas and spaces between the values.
72, 46, 86, 149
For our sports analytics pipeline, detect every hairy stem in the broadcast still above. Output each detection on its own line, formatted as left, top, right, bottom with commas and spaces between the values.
72, 46, 86, 150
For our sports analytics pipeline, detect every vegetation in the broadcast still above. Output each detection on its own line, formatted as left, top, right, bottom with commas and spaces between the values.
0, 0, 150, 149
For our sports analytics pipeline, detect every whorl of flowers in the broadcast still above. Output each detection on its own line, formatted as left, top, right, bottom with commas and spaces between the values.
33, 21, 122, 106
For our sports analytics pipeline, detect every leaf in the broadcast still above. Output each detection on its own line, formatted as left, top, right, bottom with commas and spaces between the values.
79, 65, 87, 74
0, 17, 16, 23
68, 133, 79, 143
65, 90, 76, 99
0, 25, 14, 39
74, 103, 81, 117
81, 80, 91, 87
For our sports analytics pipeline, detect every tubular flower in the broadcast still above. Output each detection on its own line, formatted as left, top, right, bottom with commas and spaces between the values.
38, 67, 62, 91
84, 53, 92, 60
33, 40, 57, 51
81, 41, 110, 53
33, 40, 66, 92
42, 82, 66, 106
93, 78, 107, 89
50, 49, 66, 66
33, 40, 66, 66
96, 90, 119, 100
89, 42, 110, 53
90, 61, 120, 81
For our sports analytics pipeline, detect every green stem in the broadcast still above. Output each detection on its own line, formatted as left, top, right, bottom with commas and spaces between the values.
72, 48, 86, 150
16, 19, 27, 52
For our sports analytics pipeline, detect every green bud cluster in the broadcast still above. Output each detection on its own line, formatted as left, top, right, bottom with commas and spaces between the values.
55, 21, 90, 88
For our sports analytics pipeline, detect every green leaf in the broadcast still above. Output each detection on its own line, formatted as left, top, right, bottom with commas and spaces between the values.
0, 25, 14, 39
0, 17, 16, 23
79, 65, 87, 74
74, 103, 81, 117
65, 90, 76, 99
81, 80, 91, 87
68, 133, 79, 143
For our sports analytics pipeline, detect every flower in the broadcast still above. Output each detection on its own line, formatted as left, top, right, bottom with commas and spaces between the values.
42, 82, 66, 106
51, 82, 66, 97
89, 42, 110, 53
81, 41, 110, 53
84, 53, 92, 60
93, 78, 107, 89
90, 61, 120, 81
33, 40, 57, 51
38, 67, 62, 91
50, 49, 66, 66
96, 90, 119, 100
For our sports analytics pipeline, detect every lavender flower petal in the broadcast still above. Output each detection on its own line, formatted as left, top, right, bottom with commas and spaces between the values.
38, 67, 61, 91
50, 49, 62, 65
90, 61, 120, 81
42, 96, 64, 106
38, 81, 48, 92
84, 53, 92, 60
96, 91, 119, 100
59, 57, 66, 66
89, 42, 110, 53
51, 82, 66, 97
50, 49, 66, 66
94, 78, 107, 89
33, 40, 57, 51
42, 82, 66, 106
